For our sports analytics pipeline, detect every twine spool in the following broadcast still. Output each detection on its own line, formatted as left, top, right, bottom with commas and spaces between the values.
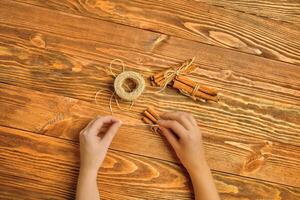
114, 71, 145, 101
95, 59, 146, 115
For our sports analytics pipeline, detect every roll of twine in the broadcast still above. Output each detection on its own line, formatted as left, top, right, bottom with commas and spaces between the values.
114, 71, 145, 101
95, 59, 146, 116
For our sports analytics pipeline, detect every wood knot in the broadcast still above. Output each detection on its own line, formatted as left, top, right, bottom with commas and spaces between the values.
242, 141, 273, 174
209, 31, 247, 49
221, 70, 233, 79
215, 179, 239, 194
87, 0, 116, 14
209, 31, 262, 55
30, 33, 46, 48
224, 140, 273, 175
242, 152, 265, 174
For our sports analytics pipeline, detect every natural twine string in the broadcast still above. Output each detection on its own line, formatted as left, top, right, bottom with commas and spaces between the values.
180, 83, 201, 101
95, 59, 145, 114
94, 59, 158, 128
157, 57, 195, 93
114, 71, 145, 101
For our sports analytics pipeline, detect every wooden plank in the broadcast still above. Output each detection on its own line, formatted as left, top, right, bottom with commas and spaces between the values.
195, 0, 300, 25
0, 22, 299, 105
1, 84, 300, 188
0, 0, 300, 100
11, 0, 300, 64
1, 126, 300, 200
0, 16, 299, 142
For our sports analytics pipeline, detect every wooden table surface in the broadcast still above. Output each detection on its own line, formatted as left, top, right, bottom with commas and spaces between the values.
0, 0, 300, 199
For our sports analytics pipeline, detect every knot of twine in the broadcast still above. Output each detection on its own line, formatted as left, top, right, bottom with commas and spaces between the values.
157, 57, 195, 92
180, 83, 200, 101
95, 59, 145, 115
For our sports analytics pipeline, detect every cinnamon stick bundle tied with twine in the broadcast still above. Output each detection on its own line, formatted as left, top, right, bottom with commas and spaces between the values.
150, 58, 219, 102
150, 58, 197, 88
173, 75, 218, 102
142, 107, 160, 132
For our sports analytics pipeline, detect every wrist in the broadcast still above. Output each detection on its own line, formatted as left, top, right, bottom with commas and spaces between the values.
187, 160, 210, 178
80, 165, 99, 177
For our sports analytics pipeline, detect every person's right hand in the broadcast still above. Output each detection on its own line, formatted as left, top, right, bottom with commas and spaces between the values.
157, 112, 207, 173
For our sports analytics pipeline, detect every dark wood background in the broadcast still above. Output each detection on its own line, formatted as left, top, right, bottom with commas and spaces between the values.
0, 0, 299, 199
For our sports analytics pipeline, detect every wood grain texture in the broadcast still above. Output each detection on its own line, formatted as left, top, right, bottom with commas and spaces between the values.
0, 126, 192, 200
1, 84, 300, 188
0, 0, 300, 193
195, 0, 300, 25
12, 0, 300, 64
0, 0, 299, 101
1, 126, 300, 200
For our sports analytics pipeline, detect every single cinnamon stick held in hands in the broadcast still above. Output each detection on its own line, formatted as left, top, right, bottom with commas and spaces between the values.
147, 106, 160, 120
142, 117, 154, 125
144, 110, 157, 123
142, 107, 160, 126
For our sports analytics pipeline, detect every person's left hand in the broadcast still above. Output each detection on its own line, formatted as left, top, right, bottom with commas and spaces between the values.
79, 116, 122, 173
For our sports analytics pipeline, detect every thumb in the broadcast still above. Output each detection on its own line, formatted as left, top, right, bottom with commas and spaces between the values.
159, 127, 179, 150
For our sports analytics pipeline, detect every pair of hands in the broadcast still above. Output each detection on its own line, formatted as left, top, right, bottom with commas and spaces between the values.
79, 112, 206, 174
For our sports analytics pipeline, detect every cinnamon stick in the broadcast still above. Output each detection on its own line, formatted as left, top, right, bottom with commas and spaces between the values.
173, 80, 218, 102
142, 117, 153, 125
142, 107, 161, 135
155, 74, 165, 83
153, 70, 166, 80
175, 75, 218, 96
144, 110, 157, 123
150, 80, 155, 86
147, 106, 160, 120
156, 78, 167, 87
151, 59, 198, 87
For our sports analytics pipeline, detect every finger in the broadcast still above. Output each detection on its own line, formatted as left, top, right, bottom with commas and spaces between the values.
88, 116, 121, 137
80, 117, 98, 135
157, 119, 187, 139
159, 127, 179, 150
102, 120, 122, 144
161, 112, 193, 130
186, 113, 197, 127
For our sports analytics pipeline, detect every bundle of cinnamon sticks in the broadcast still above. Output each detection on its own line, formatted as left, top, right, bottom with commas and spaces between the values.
150, 58, 218, 102
150, 58, 197, 87
142, 106, 160, 132
173, 75, 218, 102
